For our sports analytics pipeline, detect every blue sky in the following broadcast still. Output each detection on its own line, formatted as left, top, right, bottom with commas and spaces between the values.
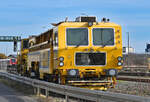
0, 0, 149, 55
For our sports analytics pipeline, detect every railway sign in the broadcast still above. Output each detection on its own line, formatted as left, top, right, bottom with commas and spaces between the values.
0, 36, 21, 52
0, 36, 21, 42
145, 43, 150, 52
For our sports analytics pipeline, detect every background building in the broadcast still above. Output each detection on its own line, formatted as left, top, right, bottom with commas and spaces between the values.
123, 47, 134, 54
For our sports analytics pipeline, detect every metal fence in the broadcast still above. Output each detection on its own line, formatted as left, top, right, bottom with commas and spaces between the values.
0, 59, 9, 70
0, 71, 150, 102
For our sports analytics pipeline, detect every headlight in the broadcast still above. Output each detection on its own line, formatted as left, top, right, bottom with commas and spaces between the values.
108, 69, 116, 76
117, 62, 123, 66
88, 22, 93, 26
59, 62, 64, 67
59, 57, 64, 61
117, 56, 122, 61
68, 69, 79, 76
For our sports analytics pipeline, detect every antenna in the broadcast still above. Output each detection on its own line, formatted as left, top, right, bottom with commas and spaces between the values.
65, 17, 68, 22
81, 13, 88, 17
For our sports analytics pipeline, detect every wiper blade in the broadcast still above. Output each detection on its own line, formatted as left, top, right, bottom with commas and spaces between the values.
75, 35, 87, 48
75, 44, 80, 48
102, 37, 114, 47
75, 40, 85, 48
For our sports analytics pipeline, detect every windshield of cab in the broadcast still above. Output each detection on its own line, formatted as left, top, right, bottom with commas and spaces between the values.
92, 28, 114, 46
66, 28, 88, 46
11, 59, 16, 63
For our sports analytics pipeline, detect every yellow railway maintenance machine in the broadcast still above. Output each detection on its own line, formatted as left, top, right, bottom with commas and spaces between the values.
27, 16, 123, 90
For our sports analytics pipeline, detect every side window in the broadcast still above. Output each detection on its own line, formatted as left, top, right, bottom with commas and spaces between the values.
54, 31, 58, 47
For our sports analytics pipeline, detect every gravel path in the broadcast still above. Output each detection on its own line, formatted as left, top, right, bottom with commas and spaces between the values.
108, 80, 150, 97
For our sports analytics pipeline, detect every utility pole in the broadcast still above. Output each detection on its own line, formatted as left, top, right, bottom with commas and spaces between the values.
127, 32, 130, 68
127, 32, 130, 55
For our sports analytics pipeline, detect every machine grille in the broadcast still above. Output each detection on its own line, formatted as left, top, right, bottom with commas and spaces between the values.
75, 53, 106, 65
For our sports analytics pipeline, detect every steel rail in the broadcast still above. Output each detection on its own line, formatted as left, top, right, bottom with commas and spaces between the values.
117, 76, 150, 83
0, 71, 150, 102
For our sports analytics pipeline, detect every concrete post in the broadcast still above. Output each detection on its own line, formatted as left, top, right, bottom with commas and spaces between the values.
65, 95, 69, 102
45, 90, 49, 98
37, 87, 40, 96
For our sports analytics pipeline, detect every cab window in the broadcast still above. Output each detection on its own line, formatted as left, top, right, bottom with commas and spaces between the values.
66, 28, 88, 46
54, 31, 58, 47
92, 28, 114, 46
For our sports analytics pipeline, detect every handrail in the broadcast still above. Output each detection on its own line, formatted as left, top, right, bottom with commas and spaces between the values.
0, 71, 150, 102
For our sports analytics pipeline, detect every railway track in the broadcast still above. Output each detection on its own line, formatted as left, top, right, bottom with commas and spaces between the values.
118, 72, 150, 76
117, 75, 150, 83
